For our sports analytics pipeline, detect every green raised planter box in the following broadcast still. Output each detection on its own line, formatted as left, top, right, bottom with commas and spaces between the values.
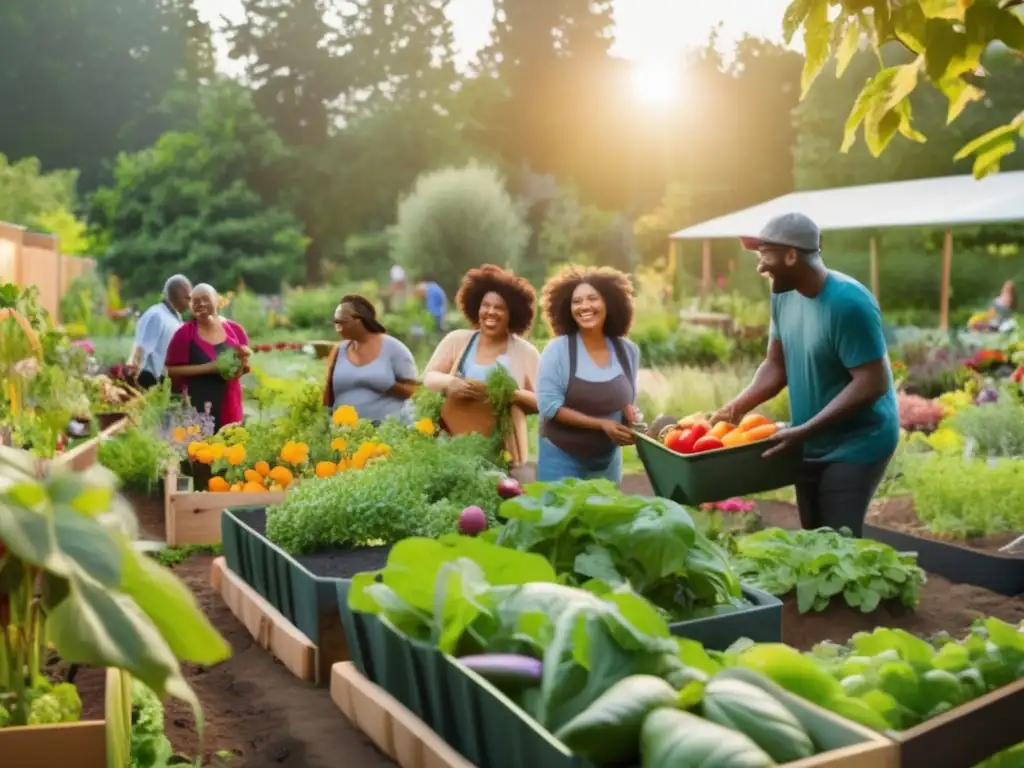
336, 598, 895, 768
670, 585, 782, 650
221, 507, 390, 684
635, 431, 800, 505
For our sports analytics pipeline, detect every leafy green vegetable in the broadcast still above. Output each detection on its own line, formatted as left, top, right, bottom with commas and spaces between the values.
267, 432, 502, 552
99, 426, 179, 493
496, 478, 746, 621
640, 708, 775, 768
215, 346, 243, 379
730, 527, 925, 613
130, 679, 173, 768
554, 675, 679, 766
701, 677, 814, 763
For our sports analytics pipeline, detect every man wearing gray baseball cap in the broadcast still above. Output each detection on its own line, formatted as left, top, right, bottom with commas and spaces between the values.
711, 213, 898, 537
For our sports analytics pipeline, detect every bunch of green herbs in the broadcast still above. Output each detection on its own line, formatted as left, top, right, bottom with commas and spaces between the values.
493, 478, 746, 622
99, 426, 179, 493
730, 527, 925, 614
266, 431, 502, 553
949, 398, 1024, 458
215, 346, 244, 380
902, 451, 1024, 537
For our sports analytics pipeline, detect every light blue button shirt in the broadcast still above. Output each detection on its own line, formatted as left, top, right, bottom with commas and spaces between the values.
134, 302, 183, 377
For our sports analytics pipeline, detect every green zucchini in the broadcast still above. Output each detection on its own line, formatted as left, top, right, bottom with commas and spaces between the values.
640, 708, 776, 767
554, 675, 678, 766
701, 678, 815, 763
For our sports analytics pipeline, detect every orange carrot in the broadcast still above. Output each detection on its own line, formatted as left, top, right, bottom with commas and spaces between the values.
709, 422, 734, 440
738, 413, 771, 432
744, 423, 778, 442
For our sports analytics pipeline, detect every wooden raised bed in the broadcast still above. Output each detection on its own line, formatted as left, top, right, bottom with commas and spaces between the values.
331, 662, 474, 768
885, 677, 1024, 767
0, 668, 129, 768
50, 415, 130, 472
211, 556, 317, 682
164, 467, 285, 546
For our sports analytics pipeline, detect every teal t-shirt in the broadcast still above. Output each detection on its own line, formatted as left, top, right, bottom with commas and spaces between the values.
771, 271, 899, 463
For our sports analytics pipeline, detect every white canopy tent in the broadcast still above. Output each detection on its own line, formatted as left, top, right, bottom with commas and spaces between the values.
668, 172, 1024, 329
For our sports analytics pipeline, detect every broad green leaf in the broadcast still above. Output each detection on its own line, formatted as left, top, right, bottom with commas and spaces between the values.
801, 0, 831, 95
120, 545, 231, 664
52, 504, 123, 587
783, 0, 814, 44
954, 116, 1024, 159
892, 2, 928, 52
574, 546, 623, 585
48, 571, 194, 699
882, 57, 923, 113
842, 67, 897, 152
0, 488, 63, 573
919, 0, 967, 19
835, 19, 864, 77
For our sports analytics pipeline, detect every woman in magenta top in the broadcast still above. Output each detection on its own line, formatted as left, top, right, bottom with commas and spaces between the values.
165, 284, 251, 430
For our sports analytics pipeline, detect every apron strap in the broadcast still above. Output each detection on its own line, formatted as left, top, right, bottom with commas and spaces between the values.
453, 331, 479, 377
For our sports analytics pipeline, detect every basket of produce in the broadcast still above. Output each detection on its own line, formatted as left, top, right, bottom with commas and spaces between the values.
635, 412, 801, 505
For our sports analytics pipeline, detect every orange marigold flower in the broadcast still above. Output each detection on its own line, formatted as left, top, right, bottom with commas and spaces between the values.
315, 461, 337, 479
332, 405, 358, 428
226, 444, 246, 466
268, 466, 294, 489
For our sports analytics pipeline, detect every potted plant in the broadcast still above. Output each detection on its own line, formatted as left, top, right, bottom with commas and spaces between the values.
0, 445, 231, 764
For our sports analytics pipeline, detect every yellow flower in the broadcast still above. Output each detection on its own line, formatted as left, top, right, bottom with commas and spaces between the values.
187, 441, 207, 458
414, 418, 435, 436
226, 444, 247, 466
187, 425, 201, 435
208, 443, 226, 461
333, 405, 358, 428
315, 461, 337, 479
501, 450, 512, 463
196, 448, 215, 465
331, 437, 347, 453
374, 443, 391, 457
279, 441, 310, 465
172, 427, 187, 442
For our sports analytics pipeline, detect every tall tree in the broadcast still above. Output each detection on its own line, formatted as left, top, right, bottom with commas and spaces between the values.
0, 0, 202, 191
89, 81, 308, 297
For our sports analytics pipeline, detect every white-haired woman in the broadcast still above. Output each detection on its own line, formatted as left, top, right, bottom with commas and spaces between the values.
165, 284, 251, 430
128, 274, 192, 388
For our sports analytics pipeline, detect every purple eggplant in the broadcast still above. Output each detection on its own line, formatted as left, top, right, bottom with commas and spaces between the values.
459, 654, 542, 690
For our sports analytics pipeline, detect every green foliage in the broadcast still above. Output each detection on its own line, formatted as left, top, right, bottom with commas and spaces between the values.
153, 544, 222, 568
633, 322, 738, 368
948, 399, 1024, 457
0, 450, 230, 731
224, 291, 270, 340
786, 0, 1024, 177
730, 527, 925, 614
266, 433, 503, 553
129, 680, 173, 768
902, 452, 1024, 537
391, 162, 529, 293
99, 427, 179, 494
800, 619, 1024, 730
283, 287, 342, 331
496, 479, 745, 621
89, 80, 308, 298
0, 0, 206, 192
0, 155, 87, 251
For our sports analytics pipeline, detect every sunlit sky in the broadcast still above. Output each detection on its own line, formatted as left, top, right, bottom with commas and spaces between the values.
196, 0, 793, 71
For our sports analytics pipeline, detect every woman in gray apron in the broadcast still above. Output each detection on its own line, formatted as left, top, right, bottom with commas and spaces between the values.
536, 266, 641, 483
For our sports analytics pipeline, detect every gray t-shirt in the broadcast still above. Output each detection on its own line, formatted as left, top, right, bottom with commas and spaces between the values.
331, 336, 418, 422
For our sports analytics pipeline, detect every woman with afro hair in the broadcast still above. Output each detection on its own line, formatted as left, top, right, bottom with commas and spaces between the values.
536, 266, 641, 484
423, 265, 540, 468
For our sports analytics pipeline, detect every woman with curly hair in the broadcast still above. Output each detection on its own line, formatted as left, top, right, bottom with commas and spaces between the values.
536, 266, 641, 483
423, 265, 540, 467
323, 295, 419, 423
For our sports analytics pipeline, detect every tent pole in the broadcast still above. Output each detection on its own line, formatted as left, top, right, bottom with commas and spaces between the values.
701, 239, 712, 295
869, 236, 880, 305
939, 230, 953, 331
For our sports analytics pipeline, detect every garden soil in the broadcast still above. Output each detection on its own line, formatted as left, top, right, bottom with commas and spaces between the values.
75, 481, 1024, 767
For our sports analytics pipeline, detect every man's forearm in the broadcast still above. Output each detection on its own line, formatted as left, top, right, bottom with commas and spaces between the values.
800, 377, 887, 437
731, 360, 786, 414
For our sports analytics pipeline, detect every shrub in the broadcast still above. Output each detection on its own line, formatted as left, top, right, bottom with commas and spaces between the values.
391, 161, 529, 293
283, 286, 342, 331
897, 393, 944, 433
633, 322, 735, 367
949, 399, 1024, 457
224, 290, 270, 339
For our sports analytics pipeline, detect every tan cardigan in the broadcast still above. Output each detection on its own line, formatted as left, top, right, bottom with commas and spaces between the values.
423, 329, 540, 466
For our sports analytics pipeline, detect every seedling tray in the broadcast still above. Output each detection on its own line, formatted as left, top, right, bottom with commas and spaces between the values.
635, 431, 800, 505
863, 522, 1024, 596
336, 600, 896, 768
669, 585, 783, 649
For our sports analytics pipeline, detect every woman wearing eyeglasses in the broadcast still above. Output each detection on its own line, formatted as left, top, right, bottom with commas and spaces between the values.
322, 295, 418, 423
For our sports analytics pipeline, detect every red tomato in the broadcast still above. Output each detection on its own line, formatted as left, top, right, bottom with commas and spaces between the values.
692, 435, 724, 453
665, 429, 691, 453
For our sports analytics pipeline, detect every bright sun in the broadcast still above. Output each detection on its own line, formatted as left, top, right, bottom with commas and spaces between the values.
630, 59, 680, 107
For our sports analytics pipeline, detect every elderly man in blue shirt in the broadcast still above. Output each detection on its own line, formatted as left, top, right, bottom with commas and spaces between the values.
128, 274, 192, 388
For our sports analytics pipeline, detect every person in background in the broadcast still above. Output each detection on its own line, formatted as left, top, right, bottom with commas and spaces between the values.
536, 266, 641, 484
165, 284, 251, 431
423, 265, 540, 470
711, 213, 897, 538
969, 280, 1016, 331
127, 274, 192, 388
323, 295, 418, 424
383, 263, 407, 313
416, 277, 448, 333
